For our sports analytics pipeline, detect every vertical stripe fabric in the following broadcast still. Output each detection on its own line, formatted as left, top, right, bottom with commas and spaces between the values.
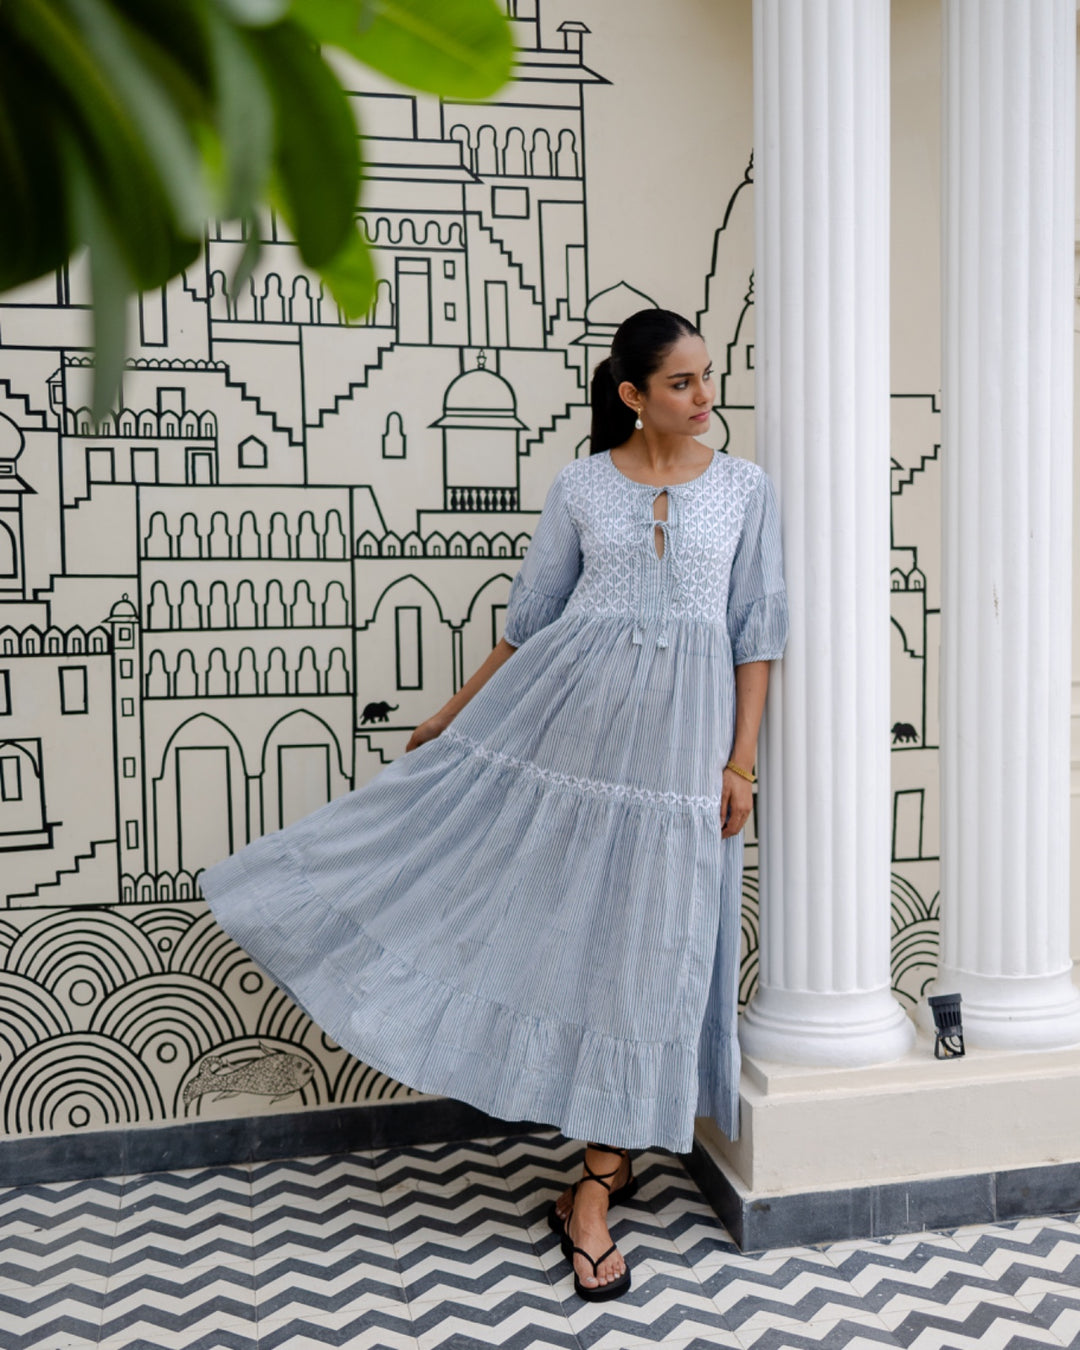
201, 450, 787, 1152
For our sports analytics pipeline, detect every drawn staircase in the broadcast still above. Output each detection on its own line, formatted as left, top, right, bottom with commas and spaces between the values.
891, 442, 940, 494
8, 839, 120, 909
221, 368, 304, 447
0, 378, 50, 429
307, 335, 399, 430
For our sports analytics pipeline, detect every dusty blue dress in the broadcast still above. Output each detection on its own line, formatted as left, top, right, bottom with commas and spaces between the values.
200, 449, 788, 1152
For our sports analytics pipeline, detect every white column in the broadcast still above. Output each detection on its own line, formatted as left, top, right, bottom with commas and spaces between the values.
931, 0, 1080, 1049
741, 0, 915, 1066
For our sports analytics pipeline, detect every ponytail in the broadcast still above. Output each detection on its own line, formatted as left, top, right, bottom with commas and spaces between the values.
587, 308, 702, 456
590, 358, 635, 456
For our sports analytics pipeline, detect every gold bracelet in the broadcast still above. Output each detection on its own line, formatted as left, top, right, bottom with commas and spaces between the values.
725, 760, 756, 783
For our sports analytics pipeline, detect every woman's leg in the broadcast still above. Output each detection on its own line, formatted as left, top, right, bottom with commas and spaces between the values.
561, 1143, 632, 1290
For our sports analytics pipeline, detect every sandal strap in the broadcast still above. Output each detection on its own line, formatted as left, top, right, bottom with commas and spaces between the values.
580, 1144, 630, 1193
571, 1241, 617, 1274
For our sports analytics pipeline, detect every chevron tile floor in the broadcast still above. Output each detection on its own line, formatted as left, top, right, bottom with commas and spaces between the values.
2, 1129, 1079, 1350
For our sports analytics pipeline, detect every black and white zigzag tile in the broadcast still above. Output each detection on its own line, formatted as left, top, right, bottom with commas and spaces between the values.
2, 1134, 1080, 1349
0, 1280, 107, 1350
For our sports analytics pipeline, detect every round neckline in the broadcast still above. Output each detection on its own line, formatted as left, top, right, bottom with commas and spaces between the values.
603, 447, 718, 490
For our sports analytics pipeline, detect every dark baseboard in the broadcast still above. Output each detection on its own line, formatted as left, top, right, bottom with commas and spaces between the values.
0, 1100, 535, 1187
685, 1138, 1080, 1252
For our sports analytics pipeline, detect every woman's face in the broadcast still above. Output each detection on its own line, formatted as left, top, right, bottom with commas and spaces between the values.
622, 334, 715, 437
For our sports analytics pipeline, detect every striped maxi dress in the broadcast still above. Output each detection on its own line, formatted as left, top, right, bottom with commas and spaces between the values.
200, 449, 788, 1153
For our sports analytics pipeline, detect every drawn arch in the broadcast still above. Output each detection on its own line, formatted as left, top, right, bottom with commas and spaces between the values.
2, 1033, 166, 1132
0, 972, 71, 1077
4, 910, 161, 1014
151, 713, 249, 876
0, 520, 18, 577
462, 572, 514, 673
362, 574, 452, 708
260, 708, 350, 833
91, 973, 247, 1094
368, 572, 449, 628
0, 739, 46, 836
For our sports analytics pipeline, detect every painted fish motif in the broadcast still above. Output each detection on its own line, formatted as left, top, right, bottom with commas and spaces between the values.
183, 1045, 315, 1105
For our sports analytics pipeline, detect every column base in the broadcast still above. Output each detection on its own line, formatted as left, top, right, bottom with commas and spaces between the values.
739, 986, 916, 1067
691, 1033, 1080, 1249
921, 966, 1080, 1051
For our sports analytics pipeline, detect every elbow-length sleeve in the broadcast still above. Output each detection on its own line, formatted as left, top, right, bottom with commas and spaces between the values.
503, 470, 582, 647
727, 469, 789, 664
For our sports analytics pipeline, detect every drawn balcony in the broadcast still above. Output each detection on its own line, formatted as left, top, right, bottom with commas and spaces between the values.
445, 486, 519, 512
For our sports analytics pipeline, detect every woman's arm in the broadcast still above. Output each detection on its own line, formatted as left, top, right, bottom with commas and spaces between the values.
721, 659, 770, 839
405, 637, 518, 752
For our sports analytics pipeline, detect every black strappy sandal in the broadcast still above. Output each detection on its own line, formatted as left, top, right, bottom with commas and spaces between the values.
548, 1144, 635, 1302
546, 1143, 638, 1235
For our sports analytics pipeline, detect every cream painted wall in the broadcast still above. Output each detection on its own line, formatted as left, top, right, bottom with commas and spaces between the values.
0, 0, 1015, 1142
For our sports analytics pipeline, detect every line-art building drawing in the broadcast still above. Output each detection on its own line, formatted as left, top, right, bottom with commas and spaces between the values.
0, 0, 941, 1130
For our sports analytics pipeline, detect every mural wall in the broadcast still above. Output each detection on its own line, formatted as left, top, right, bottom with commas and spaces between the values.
0, 0, 942, 1137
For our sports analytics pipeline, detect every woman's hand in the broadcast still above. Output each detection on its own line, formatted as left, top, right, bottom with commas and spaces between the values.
720, 769, 754, 838
405, 714, 449, 753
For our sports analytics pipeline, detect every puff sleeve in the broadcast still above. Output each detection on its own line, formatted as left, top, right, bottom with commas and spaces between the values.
503, 471, 583, 647
726, 469, 789, 664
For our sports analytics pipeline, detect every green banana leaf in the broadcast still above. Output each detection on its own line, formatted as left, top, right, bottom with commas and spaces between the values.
0, 0, 513, 419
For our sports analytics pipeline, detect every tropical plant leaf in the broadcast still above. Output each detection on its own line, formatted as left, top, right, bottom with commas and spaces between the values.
0, 43, 71, 289
6, 0, 192, 288
63, 138, 132, 421
213, 0, 290, 25
249, 21, 361, 268
318, 227, 376, 320
294, 0, 513, 99
203, 5, 276, 217
65, 0, 209, 235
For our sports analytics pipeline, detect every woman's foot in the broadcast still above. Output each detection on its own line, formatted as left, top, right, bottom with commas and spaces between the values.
553, 1145, 632, 1224
565, 1165, 626, 1291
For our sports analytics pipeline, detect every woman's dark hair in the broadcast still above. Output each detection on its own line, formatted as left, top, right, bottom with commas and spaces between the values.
589, 308, 702, 455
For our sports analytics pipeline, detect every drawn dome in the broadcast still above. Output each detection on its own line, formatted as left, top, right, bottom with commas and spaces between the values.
0, 410, 25, 463
574, 282, 659, 350
583, 282, 657, 328
431, 362, 527, 430
107, 594, 140, 623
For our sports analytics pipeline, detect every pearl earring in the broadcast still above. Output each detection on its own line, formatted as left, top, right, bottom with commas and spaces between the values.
634, 409, 643, 430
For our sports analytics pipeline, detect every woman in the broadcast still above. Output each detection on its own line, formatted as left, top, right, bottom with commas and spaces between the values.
200, 308, 788, 1301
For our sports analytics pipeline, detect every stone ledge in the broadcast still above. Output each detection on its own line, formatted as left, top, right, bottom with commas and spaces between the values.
687, 1137, 1080, 1253
0, 1099, 534, 1187
689, 1033, 1080, 1249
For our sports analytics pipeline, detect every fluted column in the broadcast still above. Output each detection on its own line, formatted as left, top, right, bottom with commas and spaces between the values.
930, 0, 1080, 1049
740, 0, 914, 1066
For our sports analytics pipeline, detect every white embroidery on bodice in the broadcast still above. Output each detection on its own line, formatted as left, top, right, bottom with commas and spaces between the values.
559, 451, 762, 641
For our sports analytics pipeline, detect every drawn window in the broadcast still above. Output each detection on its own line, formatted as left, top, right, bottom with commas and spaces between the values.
395, 606, 422, 690
491, 603, 507, 648
444, 302, 456, 321
892, 789, 925, 862
59, 666, 88, 714
443, 260, 456, 279
125, 819, 140, 849
120, 659, 133, 679
0, 670, 9, 715
492, 186, 529, 218
0, 755, 22, 801
239, 435, 267, 468
131, 447, 159, 483
87, 448, 115, 484
121, 698, 135, 717
123, 757, 136, 778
